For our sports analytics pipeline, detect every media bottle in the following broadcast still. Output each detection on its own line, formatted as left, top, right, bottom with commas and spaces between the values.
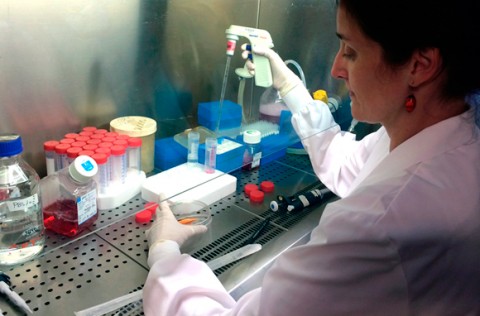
242, 130, 262, 170
0, 134, 45, 265
41, 155, 98, 237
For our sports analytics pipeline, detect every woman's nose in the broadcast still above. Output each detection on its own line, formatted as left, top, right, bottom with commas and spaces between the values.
330, 51, 347, 80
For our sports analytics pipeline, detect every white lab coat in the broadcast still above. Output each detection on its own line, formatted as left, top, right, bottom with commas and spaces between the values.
143, 85, 480, 315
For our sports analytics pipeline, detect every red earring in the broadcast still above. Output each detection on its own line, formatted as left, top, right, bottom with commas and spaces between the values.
405, 94, 416, 113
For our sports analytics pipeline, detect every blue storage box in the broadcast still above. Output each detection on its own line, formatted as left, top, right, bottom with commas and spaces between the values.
259, 133, 289, 165
198, 136, 245, 173
154, 137, 187, 171
198, 100, 242, 131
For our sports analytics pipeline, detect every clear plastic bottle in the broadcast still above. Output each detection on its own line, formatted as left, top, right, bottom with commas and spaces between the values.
0, 134, 45, 266
242, 130, 262, 171
40, 155, 98, 237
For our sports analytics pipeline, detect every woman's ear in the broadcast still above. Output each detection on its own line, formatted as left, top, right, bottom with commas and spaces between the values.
409, 47, 443, 87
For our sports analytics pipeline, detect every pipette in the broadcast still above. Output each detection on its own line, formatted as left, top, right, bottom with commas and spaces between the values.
270, 187, 333, 213
0, 272, 33, 314
225, 25, 274, 88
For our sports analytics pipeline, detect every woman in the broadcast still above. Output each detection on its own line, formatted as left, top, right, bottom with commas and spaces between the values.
143, 0, 480, 314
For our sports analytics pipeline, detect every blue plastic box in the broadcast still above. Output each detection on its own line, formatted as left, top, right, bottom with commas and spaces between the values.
198, 100, 242, 131
198, 136, 245, 173
154, 137, 187, 171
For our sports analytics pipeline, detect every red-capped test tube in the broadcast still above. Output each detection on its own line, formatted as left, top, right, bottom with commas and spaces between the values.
127, 137, 142, 174
54, 143, 70, 172
44, 140, 59, 175
91, 153, 109, 194
66, 147, 83, 165
110, 145, 127, 186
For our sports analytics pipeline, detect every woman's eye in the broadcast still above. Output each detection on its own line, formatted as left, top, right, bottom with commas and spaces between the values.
342, 45, 356, 60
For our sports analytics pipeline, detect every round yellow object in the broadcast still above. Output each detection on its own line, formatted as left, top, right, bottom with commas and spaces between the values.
313, 89, 329, 103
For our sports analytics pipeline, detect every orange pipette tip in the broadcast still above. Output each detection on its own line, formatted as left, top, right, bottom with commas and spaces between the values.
178, 218, 196, 225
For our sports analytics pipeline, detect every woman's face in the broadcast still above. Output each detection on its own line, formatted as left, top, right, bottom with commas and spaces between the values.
331, 5, 409, 125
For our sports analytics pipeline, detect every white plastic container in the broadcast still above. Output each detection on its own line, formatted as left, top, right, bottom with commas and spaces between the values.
110, 116, 157, 173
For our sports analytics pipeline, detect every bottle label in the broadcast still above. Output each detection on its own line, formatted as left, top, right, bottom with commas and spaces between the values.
77, 189, 97, 225
6, 193, 39, 212
252, 152, 262, 168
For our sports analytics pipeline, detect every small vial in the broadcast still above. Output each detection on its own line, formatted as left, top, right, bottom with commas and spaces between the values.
242, 130, 262, 171
116, 134, 130, 141
90, 134, 104, 140
187, 131, 200, 167
204, 137, 217, 174
94, 129, 108, 136
75, 136, 90, 143
71, 141, 87, 148
43, 140, 59, 176
59, 138, 75, 145
54, 143, 70, 172
87, 138, 102, 146
95, 147, 111, 183
110, 145, 127, 185
102, 137, 116, 144
82, 144, 98, 152
64, 133, 79, 139
79, 131, 93, 138
82, 126, 97, 133
113, 139, 128, 148
104, 132, 118, 138
91, 153, 109, 194
66, 147, 83, 166
98, 142, 113, 149
127, 137, 142, 174
78, 150, 95, 157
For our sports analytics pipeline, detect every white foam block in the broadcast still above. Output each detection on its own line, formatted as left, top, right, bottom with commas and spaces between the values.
141, 163, 237, 205
97, 171, 147, 210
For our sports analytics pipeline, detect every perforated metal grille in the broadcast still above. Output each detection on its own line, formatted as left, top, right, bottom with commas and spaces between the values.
0, 154, 329, 315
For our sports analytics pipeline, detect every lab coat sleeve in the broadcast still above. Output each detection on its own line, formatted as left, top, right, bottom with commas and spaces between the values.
143, 243, 233, 315
282, 85, 380, 197
143, 195, 409, 316
259, 194, 409, 316
143, 241, 262, 315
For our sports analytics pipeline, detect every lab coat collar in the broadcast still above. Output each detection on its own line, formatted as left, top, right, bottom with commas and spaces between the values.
353, 107, 478, 192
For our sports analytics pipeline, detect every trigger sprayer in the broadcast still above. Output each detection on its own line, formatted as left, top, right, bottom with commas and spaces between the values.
225, 25, 274, 88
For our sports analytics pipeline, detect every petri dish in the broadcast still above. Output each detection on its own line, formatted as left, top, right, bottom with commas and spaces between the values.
169, 200, 212, 253
169, 200, 212, 226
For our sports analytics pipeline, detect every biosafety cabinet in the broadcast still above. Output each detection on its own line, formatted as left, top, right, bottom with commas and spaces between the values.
0, 1, 358, 314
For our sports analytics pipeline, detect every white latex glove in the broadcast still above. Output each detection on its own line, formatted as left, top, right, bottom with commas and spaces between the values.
145, 195, 208, 250
242, 43, 303, 97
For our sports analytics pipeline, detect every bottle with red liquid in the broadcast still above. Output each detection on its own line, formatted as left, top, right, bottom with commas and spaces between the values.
242, 130, 262, 171
40, 155, 98, 237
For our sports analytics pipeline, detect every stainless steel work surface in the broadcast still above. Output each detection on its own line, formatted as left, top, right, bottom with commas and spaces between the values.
0, 154, 337, 315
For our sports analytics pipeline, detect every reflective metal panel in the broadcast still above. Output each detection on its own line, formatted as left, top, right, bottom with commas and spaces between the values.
0, 0, 345, 176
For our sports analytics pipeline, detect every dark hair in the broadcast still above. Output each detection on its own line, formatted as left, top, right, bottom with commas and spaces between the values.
337, 0, 480, 99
